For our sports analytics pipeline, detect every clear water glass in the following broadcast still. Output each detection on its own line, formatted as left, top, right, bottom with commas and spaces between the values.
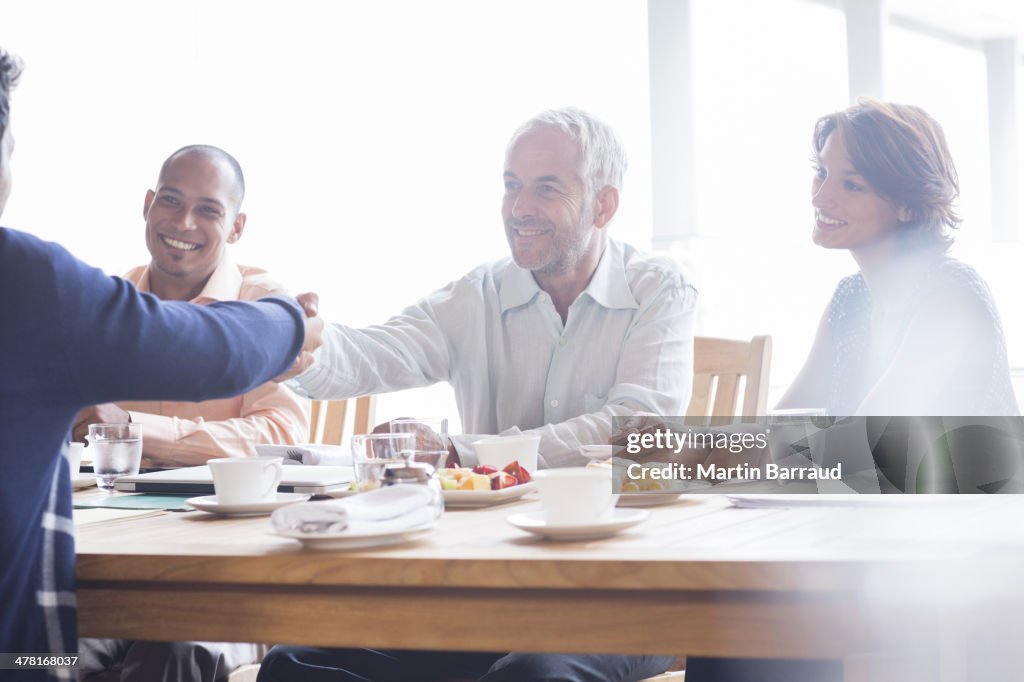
388, 418, 449, 471
87, 423, 143, 491
350, 432, 416, 492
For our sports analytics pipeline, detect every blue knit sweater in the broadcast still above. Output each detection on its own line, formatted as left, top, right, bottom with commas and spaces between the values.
0, 227, 304, 677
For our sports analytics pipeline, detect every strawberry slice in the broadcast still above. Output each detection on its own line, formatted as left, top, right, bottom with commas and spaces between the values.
472, 465, 498, 475
502, 460, 532, 485
489, 471, 517, 490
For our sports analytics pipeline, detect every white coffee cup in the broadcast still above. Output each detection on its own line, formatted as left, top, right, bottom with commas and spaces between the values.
474, 434, 540, 473
208, 456, 283, 505
66, 442, 85, 478
532, 467, 618, 525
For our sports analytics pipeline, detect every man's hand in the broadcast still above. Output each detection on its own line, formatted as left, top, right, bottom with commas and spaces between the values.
273, 352, 317, 383
72, 403, 130, 442
297, 291, 319, 318
371, 418, 459, 467
274, 292, 323, 382
303, 314, 324, 354
610, 414, 711, 468
444, 444, 461, 469
297, 291, 323, 354
609, 414, 666, 450
371, 418, 446, 452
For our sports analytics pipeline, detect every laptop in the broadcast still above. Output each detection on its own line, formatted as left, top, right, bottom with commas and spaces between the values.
113, 464, 354, 495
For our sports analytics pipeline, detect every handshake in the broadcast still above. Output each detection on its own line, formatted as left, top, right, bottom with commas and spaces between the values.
277, 291, 324, 382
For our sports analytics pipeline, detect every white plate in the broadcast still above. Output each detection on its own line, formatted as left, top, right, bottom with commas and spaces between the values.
269, 520, 437, 550
72, 475, 96, 490
617, 492, 683, 507
442, 482, 535, 508
507, 508, 650, 541
187, 492, 310, 516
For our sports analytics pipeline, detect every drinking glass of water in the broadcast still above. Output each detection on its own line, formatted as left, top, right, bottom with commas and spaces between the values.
87, 423, 143, 491
350, 432, 415, 492
388, 418, 449, 471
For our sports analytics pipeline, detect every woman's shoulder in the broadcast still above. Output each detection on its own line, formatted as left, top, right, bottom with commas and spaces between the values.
832, 271, 867, 297
825, 272, 871, 340
827, 271, 868, 312
902, 255, 1010, 349
918, 255, 998, 309
928, 255, 990, 288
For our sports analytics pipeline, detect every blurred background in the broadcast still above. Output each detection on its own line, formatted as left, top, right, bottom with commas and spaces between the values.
2, 0, 1022, 426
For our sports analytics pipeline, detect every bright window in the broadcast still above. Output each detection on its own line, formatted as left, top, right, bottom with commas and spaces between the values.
886, 26, 992, 248
686, 0, 850, 402
0, 0, 652, 426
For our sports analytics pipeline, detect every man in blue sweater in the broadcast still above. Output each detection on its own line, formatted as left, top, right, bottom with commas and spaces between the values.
0, 48, 321, 680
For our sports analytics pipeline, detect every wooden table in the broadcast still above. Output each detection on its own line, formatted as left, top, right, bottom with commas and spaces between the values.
74, 489, 1024, 681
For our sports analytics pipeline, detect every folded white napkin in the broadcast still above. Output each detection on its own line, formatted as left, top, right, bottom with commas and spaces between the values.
271, 485, 438, 535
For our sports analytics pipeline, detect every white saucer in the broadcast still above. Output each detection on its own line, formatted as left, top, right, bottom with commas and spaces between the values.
269, 520, 437, 550
72, 475, 96, 490
187, 492, 310, 516
507, 508, 650, 541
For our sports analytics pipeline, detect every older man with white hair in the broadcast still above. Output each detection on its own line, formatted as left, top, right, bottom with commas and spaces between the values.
261, 108, 696, 682
289, 107, 697, 470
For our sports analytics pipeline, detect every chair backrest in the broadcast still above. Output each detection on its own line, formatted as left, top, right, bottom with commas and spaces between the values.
309, 395, 377, 445
686, 335, 772, 424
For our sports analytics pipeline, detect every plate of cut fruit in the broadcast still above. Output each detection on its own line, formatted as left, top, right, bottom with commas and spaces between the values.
439, 461, 535, 508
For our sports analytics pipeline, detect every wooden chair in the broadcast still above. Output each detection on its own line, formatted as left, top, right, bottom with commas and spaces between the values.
686, 335, 772, 424
309, 395, 377, 445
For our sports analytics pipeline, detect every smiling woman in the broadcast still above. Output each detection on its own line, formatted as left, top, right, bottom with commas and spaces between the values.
811, 128, 910, 254
777, 98, 1018, 417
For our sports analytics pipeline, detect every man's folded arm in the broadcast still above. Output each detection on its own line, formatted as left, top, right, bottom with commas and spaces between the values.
127, 382, 311, 466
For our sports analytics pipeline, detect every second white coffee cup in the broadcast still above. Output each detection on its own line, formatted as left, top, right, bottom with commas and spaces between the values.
208, 456, 283, 505
532, 467, 618, 525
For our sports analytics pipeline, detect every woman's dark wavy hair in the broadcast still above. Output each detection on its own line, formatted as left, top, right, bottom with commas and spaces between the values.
814, 98, 960, 250
0, 49, 22, 170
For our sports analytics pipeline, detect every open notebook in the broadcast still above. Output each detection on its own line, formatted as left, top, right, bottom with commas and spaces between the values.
113, 464, 354, 495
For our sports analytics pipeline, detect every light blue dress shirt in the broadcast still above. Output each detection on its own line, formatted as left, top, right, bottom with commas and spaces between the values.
292, 239, 697, 467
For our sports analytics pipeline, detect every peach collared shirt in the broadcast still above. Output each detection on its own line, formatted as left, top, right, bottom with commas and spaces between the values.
118, 259, 310, 466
